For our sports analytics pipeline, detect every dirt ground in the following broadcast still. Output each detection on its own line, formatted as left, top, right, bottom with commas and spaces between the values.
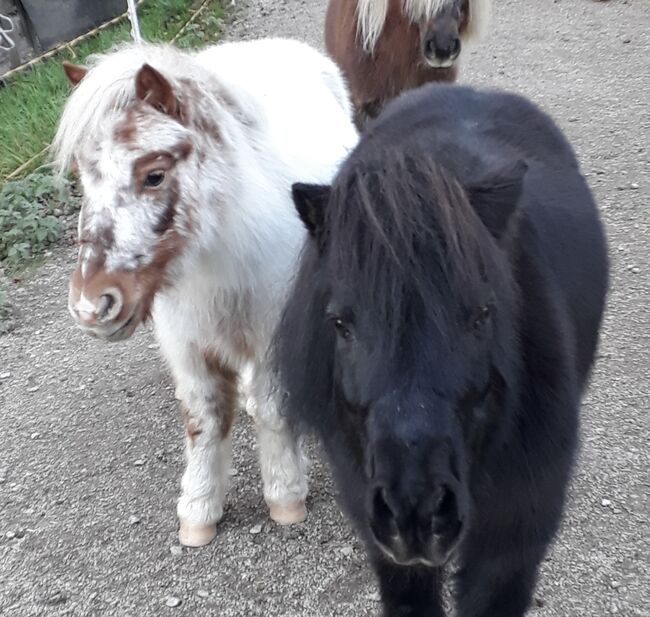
1, 0, 648, 615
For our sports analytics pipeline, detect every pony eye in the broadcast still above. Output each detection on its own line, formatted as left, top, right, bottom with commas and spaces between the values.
144, 170, 165, 188
333, 318, 353, 341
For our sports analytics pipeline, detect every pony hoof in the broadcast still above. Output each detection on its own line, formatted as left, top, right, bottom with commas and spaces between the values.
178, 520, 217, 547
268, 500, 307, 525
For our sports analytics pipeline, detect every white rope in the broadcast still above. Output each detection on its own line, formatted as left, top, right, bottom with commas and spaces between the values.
0, 13, 15, 51
126, 0, 142, 44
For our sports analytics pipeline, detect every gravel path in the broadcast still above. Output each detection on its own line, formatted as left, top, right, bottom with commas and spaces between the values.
1, 1, 649, 615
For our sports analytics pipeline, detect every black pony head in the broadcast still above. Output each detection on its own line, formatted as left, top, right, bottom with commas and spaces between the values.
280, 143, 525, 567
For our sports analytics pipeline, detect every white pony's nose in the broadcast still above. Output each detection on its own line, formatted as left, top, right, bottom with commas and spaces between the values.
70, 287, 124, 326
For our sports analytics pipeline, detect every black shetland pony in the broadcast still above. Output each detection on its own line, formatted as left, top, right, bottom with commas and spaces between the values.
275, 84, 608, 617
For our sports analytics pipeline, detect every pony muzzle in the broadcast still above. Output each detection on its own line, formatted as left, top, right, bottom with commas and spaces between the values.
368, 479, 464, 567
422, 30, 461, 68
68, 268, 141, 342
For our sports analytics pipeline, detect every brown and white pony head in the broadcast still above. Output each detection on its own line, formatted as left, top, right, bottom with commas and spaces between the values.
54, 44, 237, 342
357, 0, 490, 68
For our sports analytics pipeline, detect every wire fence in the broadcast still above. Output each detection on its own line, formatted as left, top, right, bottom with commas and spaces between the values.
2, 0, 217, 182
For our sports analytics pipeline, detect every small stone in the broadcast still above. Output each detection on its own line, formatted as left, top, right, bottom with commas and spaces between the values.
610, 581, 621, 589
249, 523, 263, 534
197, 590, 209, 598
14, 529, 25, 539
165, 596, 182, 608
601, 498, 612, 507
170, 545, 183, 556
622, 37, 631, 44
30, 432, 40, 440
340, 546, 354, 557
44, 591, 67, 606
630, 183, 639, 189
133, 459, 145, 467
6, 531, 16, 539
129, 515, 141, 525
228, 468, 239, 476
27, 386, 40, 393
0, 372, 10, 379
630, 267, 640, 274
147, 344, 159, 349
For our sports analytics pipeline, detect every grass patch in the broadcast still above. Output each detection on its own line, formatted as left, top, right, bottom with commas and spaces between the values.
0, 0, 226, 180
0, 171, 79, 268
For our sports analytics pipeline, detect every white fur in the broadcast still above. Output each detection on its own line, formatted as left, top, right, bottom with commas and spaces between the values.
356, 0, 491, 53
54, 38, 358, 539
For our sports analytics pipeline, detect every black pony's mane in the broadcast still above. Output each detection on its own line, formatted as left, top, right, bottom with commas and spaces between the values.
324, 146, 492, 343
275, 143, 510, 431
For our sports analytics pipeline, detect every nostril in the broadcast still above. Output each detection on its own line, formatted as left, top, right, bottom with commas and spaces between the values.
424, 36, 436, 57
432, 485, 458, 533
451, 38, 461, 57
96, 288, 123, 323
98, 294, 114, 319
373, 487, 394, 520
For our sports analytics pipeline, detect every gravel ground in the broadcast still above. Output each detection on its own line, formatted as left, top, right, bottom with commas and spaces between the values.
1, 0, 649, 616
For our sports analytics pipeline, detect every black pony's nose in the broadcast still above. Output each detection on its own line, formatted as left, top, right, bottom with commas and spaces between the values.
369, 481, 462, 566
424, 33, 461, 62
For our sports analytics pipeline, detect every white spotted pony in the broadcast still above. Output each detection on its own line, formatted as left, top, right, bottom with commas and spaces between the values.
54, 38, 358, 546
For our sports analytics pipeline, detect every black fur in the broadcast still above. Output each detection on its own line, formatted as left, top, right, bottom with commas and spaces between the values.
275, 84, 608, 617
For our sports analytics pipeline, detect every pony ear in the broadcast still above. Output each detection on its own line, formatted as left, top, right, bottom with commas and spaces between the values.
467, 160, 528, 239
135, 63, 178, 117
62, 61, 88, 86
292, 183, 331, 238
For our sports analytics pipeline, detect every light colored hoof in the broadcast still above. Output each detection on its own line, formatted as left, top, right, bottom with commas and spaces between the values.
178, 520, 217, 547
268, 500, 307, 526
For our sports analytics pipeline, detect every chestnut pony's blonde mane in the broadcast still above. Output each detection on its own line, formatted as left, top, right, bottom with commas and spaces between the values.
356, 0, 491, 53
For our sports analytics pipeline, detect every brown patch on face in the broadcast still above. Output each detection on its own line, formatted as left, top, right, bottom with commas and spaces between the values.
203, 351, 239, 439
138, 227, 186, 322
132, 151, 175, 195
114, 109, 138, 144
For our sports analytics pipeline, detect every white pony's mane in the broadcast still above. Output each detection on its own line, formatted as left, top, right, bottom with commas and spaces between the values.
356, 0, 491, 53
52, 42, 208, 177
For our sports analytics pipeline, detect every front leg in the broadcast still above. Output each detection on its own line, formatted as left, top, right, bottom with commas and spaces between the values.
248, 365, 308, 525
454, 550, 541, 617
373, 556, 444, 617
168, 344, 240, 547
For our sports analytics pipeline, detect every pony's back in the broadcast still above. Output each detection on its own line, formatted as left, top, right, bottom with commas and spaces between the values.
196, 38, 358, 183
368, 84, 609, 385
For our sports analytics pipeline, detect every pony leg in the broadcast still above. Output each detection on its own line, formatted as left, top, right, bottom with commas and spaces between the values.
250, 366, 308, 525
165, 346, 239, 547
372, 557, 444, 617
454, 550, 542, 617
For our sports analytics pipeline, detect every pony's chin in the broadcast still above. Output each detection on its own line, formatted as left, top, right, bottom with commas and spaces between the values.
78, 311, 141, 343
372, 534, 456, 569
425, 58, 456, 69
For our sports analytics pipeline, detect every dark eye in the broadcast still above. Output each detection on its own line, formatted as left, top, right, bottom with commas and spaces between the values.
333, 318, 353, 341
473, 305, 491, 330
144, 170, 165, 188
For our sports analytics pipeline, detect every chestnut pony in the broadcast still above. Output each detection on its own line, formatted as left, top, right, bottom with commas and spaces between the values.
53, 38, 357, 547
326, 0, 491, 128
